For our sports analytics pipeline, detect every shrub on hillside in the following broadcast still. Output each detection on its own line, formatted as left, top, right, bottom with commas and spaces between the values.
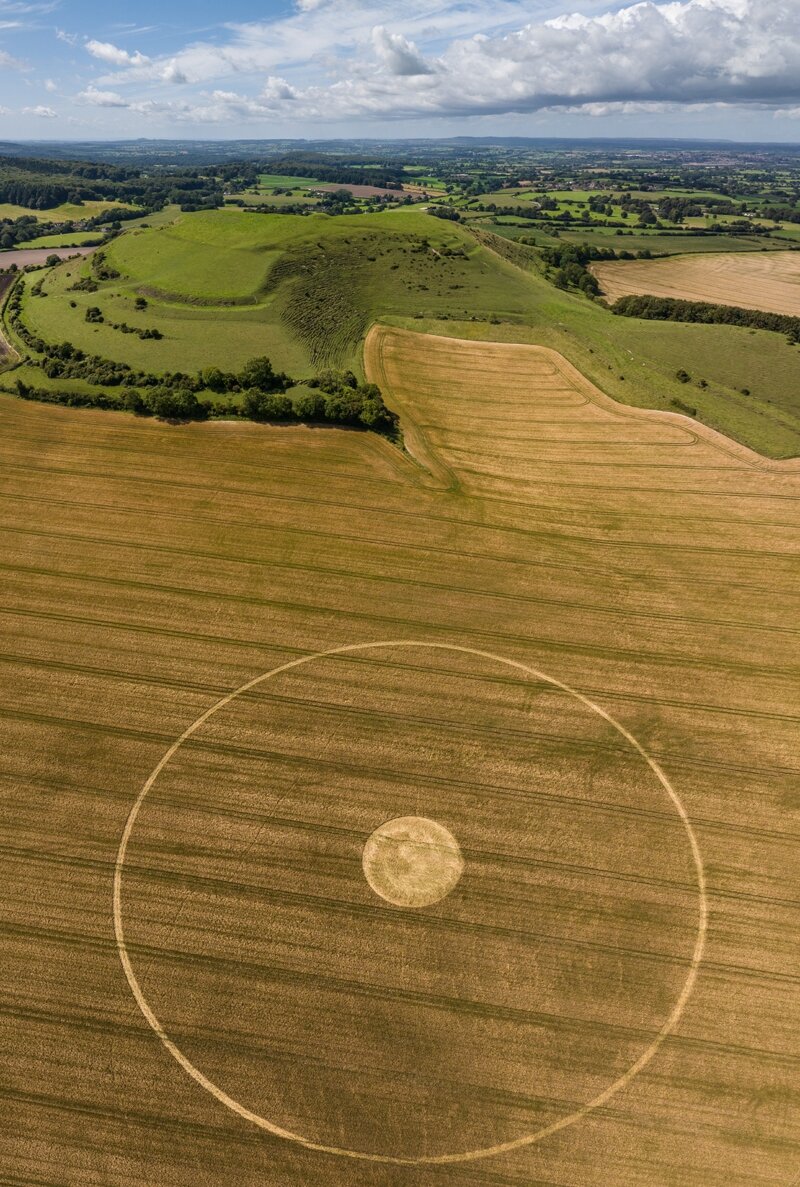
242, 388, 294, 420
292, 390, 326, 420
201, 365, 228, 392
67, 277, 98, 293
308, 369, 397, 431
238, 355, 290, 392
144, 386, 207, 420
120, 387, 147, 414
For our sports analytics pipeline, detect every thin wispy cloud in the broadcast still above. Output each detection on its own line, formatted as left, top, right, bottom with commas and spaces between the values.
0, 0, 58, 13
0, 46, 24, 68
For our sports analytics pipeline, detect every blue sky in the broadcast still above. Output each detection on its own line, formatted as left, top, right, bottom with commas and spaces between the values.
1, 0, 799, 141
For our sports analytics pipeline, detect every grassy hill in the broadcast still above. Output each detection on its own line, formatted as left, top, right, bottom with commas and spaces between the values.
7, 205, 800, 456
17, 209, 537, 376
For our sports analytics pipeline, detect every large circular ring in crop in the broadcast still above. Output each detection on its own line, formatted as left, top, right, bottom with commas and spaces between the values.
114, 640, 707, 1165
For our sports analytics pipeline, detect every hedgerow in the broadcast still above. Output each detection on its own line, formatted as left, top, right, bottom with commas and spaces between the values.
13, 372, 398, 432
611, 294, 800, 342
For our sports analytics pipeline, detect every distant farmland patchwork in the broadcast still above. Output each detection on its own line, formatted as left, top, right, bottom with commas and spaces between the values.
0, 325, 798, 1187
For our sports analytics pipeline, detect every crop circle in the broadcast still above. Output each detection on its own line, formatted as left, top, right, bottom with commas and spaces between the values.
362, 815, 464, 908
114, 639, 707, 1166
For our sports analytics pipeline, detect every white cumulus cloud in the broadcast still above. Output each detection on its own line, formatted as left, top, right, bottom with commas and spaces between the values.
62, 0, 800, 128
368, 0, 800, 119
85, 39, 150, 68
371, 27, 435, 76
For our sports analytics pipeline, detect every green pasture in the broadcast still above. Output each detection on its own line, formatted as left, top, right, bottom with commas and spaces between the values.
101, 208, 375, 302
18, 262, 311, 376
21, 208, 536, 375
121, 205, 183, 230
0, 203, 53, 222
0, 199, 137, 223
103, 211, 303, 300
533, 189, 598, 202
617, 188, 731, 202
473, 216, 786, 255
558, 226, 789, 253
257, 173, 319, 188
16, 230, 103, 249
404, 177, 447, 190
471, 188, 539, 204
773, 226, 800, 241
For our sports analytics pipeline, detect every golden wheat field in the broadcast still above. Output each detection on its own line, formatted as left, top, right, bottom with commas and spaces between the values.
592, 249, 800, 316
1, 325, 799, 1187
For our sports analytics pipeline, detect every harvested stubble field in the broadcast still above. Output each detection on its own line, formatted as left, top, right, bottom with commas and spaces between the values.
0, 244, 95, 269
310, 182, 403, 198
0, 325, 799, 1187
593, 249, 800, 316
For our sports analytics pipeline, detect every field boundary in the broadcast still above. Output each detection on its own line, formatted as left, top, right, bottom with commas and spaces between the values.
136, 284, 262, 308
541, 340, 800, 473
0, 273, 22, 367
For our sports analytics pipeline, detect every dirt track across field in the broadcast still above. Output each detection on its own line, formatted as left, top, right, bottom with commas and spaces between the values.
593, 249, 800, 316
1, 325, 798, 1187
